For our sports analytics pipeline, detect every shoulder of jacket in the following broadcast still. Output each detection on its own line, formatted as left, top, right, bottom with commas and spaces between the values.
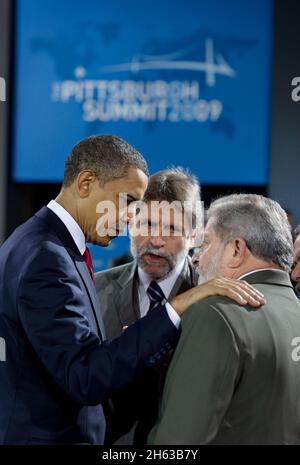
95, 261, 134, 283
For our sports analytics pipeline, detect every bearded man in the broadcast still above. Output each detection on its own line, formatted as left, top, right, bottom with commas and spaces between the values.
95, 173, 264, 444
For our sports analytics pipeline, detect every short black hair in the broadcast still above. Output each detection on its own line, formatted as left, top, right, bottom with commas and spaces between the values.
63, 134, 149, 187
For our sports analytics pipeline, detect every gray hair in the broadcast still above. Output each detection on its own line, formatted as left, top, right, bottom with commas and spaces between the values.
207, 194, 294, 272
63, 134, 149, 187
143, 167, 201, 228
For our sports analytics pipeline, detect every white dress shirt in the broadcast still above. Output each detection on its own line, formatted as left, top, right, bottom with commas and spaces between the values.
47, 200, 86, 255
137, 259, 185, 328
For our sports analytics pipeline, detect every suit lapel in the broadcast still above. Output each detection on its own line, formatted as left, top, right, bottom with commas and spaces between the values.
75, 258, 106, 341
116, 261, 139, 327
36, 206, 106, 341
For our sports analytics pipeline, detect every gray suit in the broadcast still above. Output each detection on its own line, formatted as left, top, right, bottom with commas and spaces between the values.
95, 257, 198, 340
95, 257, 198, 444
149, 270, 300, 445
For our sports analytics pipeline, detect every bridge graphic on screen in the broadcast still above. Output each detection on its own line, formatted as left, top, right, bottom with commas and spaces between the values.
98, 38, 236, 87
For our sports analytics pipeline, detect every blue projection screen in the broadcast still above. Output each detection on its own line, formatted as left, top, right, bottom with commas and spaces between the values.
13, 0, 273, 270
13, 0, 273, 185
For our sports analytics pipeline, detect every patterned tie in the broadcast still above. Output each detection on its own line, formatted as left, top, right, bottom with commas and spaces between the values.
83, 246, 95, 283
147, 280, 166, 312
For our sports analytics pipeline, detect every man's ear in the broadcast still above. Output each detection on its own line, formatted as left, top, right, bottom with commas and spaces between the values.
227, 237, 248, 269
76, 170, 97, 198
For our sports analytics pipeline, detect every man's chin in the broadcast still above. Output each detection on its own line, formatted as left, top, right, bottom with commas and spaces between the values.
139, 261, 170, 279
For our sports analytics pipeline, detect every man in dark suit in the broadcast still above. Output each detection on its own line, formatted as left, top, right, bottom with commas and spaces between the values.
95, 170, 265, 444
0, 135, 225, 445
150, 194, 300, 445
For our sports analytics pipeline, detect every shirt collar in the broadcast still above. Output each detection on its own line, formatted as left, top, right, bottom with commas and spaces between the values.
47, 200, 86, 255
138, 258, 186, 298
238, 268, 285, 280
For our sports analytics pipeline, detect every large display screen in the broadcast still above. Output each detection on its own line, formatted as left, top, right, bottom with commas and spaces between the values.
13, 0, 273, 270
13, 0, 273, 185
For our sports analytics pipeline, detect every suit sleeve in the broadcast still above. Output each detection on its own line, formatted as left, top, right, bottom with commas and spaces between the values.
149, 301, 240, 444
16, 245, 179, 406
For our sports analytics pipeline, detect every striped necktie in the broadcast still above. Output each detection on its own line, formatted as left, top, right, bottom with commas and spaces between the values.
147, 280, 166, 312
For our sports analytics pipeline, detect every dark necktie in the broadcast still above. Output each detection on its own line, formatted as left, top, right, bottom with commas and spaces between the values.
83, 246, 94, 283
147, 280, 166, 312
134, 280, 170, 445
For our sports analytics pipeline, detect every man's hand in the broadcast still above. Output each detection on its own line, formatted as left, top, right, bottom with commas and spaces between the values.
170, 277, 266, 316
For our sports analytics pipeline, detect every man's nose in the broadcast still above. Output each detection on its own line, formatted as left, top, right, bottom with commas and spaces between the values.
120, 207, 134, 225
150, 235, 166, 248
292, 263, 300, 282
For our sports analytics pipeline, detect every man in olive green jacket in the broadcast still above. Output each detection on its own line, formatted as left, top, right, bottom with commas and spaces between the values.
150, 194, 300, 445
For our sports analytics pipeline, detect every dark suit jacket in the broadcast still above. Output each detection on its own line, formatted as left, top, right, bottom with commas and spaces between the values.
0, 207, 179, 444
95, 258, 198, 444
149, 270, 300, 445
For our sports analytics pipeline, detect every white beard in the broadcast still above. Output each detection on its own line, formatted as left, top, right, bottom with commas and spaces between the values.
196, 246, 225, 285
197, 272, 210, 285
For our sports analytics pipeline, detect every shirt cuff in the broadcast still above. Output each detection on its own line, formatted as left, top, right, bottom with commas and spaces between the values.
165, 302, 181, 329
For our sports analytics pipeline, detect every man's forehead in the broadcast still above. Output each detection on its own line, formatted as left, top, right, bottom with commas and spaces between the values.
142, 203, 181, 220
204, 219, 216, 236
119, 168, 148, 196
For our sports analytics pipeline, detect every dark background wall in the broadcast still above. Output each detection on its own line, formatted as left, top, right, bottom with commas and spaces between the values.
0, 0, 299, 243
269, 0, 300, 226
0, 0, 10, 243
